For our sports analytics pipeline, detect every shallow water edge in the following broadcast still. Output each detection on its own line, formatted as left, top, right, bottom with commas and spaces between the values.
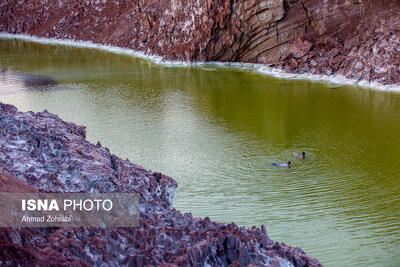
1, 32, 399, 93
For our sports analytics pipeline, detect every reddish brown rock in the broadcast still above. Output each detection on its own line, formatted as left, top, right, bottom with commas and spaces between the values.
1, 0, 399, 85
0, 102, 322, 266
0, 173, 37, 193
289, 37, 313, 59
288, 58, 298, 69
281, 0, 400, 85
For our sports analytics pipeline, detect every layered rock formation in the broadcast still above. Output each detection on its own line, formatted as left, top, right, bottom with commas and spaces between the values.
0, 102, 322, 266
1, 0, 399, 85
279, 0, 400, 85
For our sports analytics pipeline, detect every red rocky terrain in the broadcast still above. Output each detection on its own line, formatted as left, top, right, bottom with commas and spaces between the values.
0, 1, 398, 265
0, 102, 322, 266
1, 0, 399, 85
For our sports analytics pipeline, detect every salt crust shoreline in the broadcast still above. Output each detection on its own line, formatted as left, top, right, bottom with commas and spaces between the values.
1, 32, 399, 92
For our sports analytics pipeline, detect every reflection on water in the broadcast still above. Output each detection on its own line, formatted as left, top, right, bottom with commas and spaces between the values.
0, 68, 63, 94
1, 38, 400, 266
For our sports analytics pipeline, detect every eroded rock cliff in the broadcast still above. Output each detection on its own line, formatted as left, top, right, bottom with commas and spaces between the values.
1, 0, 399, 85
0, 103, 321, 266
279, 0, 400, 85
0, 0, 287, 63
0, 0, 400, 84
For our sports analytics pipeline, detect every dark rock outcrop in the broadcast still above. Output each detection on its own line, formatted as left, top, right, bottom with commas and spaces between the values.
0, 102, 322, 266
0, 0, 399, 85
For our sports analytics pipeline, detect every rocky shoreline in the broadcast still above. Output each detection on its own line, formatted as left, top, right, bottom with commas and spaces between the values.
1, 0, 399, 86
1, 1, 396, 265
0, 103, 322, 266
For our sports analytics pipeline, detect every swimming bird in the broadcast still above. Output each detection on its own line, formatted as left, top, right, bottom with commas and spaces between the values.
291, 150, 305, 159
272, 161, 291, 167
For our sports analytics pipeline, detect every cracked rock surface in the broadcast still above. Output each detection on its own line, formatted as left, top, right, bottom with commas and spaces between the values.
1, 0, 399, 85
0, 103, 322, 266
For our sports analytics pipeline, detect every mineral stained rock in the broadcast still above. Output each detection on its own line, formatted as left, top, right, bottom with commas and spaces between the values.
0, 102, 322, 266
1, 0, 399, 85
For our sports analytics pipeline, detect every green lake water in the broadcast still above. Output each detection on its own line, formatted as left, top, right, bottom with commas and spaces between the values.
1, 38, 399, 266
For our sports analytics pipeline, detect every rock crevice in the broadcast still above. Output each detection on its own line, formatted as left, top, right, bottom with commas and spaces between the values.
0, 103, 322, 266
1, 0, 399, 84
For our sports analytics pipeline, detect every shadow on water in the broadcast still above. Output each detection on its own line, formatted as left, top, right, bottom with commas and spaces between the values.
21, 73, 56, 87
0, 67, 80, 95
1, 38, 400, 266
